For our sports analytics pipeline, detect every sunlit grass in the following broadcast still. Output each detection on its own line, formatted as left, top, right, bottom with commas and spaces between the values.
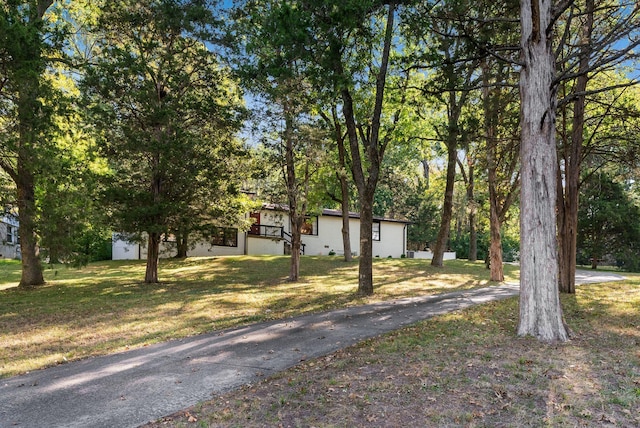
159, 274, 640, 428
0, 256, 518, 378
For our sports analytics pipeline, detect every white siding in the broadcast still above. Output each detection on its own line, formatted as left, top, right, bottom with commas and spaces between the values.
372, 221, 407, 258
408, 250, 456, 260
302, 215, 407, 258
247, 236, 284, 255
0, 218, 20, 259
112, 235, 140, 260
111, 209, 407, 259
112, 232, 245, 260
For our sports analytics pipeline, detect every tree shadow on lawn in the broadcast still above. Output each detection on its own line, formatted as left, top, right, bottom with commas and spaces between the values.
0, 257, 515, 378
163, 290, 640, 428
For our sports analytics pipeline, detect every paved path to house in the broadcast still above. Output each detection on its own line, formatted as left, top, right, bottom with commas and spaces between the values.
0, 270, 624, 428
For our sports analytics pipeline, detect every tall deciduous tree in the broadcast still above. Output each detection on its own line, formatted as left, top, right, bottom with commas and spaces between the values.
324, 2, 405, 295
232, 0, 325, 281
319, 106, 354, 262
83, 0, 246, 283
482, 59, 520, 282
555, 0, 640, 294
517, 0, 568, 342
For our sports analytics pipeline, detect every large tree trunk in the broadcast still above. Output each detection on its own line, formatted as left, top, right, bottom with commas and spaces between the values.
517, 0, 568, 342
16, 50, 45, 288
357, 194, 375, 295
0, 1, 53, 288
145, 231, 160, 283
558, 0, 594, 294
17, 170, 45, 288
431, 133, 457, 267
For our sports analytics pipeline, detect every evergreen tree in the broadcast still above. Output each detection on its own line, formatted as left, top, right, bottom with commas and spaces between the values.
83, 0, 248, 283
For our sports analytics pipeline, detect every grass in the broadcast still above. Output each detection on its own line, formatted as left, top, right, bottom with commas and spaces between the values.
147, 275, 640, 428
0, 255, 518, 378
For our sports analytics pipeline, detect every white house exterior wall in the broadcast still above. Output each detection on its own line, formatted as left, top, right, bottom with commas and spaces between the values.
185, 240, 244, 257
111, 208, 409, 259
0, 217, 20, 259
247, 236, 284, 255
300, 216, 358, 256
373, 220, 407, 258
300, 216, 406, 258
112, 233, 245, 260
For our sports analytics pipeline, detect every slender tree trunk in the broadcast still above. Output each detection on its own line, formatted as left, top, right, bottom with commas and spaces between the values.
333, 108, 352, 262
339, 184, 352, 262
483, 61, 505, 282
289, 215, 302, 281
283, 100, 303, 282
146, 154, 162, 283
175, 232, 188, 258
487, 117, 504, 282
467, 162, 477, 262
420, 159, 429, 188
558, 0, 594, 294
488, 191, 504, 282
431, 132, 457, 267
145, 231, 160, 283
517, 0, 568, 342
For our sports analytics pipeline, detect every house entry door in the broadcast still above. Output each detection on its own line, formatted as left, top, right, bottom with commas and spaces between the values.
249, 212, 260, 235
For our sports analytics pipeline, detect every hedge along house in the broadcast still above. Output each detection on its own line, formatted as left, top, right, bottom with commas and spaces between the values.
112, 204, 410, 260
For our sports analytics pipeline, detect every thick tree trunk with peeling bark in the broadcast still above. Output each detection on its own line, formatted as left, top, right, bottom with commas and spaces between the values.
517, 0, 568, 342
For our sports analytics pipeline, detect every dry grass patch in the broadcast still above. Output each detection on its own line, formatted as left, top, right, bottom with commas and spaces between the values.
0, 256, 516, 378
149, 276, 640, 428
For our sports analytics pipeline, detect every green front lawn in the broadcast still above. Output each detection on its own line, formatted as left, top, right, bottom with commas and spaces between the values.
0, 256, 518, 378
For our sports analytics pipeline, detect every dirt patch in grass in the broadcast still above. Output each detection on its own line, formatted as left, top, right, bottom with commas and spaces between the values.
147, 280, 640, 428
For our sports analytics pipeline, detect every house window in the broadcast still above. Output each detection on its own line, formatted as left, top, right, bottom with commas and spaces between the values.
6, 226, 14, 244
301, 217, 318, 236
211, 227, 238, 247
372, 221, 381, 241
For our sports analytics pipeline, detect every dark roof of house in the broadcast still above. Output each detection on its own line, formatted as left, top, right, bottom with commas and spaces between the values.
260, 204, 410, 224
